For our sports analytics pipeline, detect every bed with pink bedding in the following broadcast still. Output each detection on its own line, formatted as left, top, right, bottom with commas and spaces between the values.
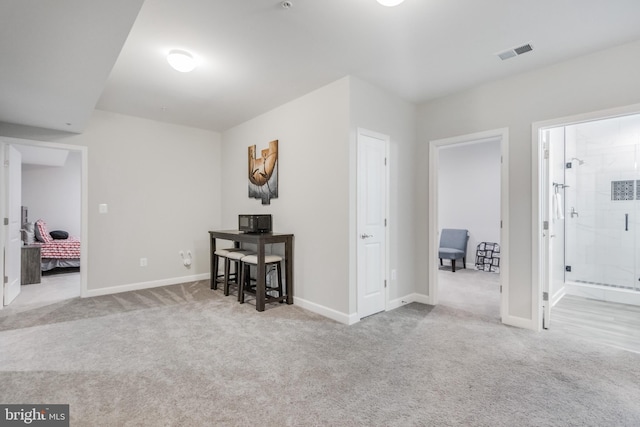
35, 220, 81, 271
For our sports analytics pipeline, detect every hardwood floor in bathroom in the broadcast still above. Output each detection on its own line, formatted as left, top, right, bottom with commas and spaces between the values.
438, 266, 640, 354
551, 294, 640, 354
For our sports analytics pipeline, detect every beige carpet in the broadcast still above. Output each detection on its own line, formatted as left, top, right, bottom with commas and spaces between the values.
437, 266, 501, 320
1, 280, 639, 426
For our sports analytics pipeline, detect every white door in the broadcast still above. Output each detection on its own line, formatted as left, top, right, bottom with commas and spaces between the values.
4, 145, 22, 305
357, 129, 387, 319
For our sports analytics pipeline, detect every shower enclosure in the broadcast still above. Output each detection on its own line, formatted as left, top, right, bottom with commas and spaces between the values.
563, 114, 640, 303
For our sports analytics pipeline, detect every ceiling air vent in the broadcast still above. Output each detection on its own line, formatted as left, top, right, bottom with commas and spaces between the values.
496, 43, 534, 61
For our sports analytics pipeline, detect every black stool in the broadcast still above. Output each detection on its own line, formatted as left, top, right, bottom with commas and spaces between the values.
224, 250, 255, 296
239, 254, 284, 304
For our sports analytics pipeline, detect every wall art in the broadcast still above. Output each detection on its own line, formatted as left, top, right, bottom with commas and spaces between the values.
248, 139, 278, 205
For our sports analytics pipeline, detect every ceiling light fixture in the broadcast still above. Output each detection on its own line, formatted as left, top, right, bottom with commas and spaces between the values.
377, 0, 405, 6
167, 49, 197, 72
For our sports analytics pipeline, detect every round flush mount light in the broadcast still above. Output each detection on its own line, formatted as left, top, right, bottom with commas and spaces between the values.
167, 49, 197, 72
376, 0, 405, 6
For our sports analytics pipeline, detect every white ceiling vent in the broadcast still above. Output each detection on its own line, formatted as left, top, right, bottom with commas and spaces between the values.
496, 43, 533, 61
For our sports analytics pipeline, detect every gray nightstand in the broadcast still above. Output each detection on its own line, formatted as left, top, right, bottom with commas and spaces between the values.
21, 245, 41, 285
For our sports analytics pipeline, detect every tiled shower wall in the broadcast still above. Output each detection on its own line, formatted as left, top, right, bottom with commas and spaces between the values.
565, 115, 640, 291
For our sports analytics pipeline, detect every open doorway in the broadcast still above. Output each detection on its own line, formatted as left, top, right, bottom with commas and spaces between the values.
1, 137, 87, 310
534, 105, 640, 351
428, 128, 509, 323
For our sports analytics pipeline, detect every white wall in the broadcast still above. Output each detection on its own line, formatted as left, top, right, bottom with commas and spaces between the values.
221, 78, 352, 317
0, 110, 222, 293
437, 140, 501, 265
22, 151, 82, 237
417, 39, 640, 328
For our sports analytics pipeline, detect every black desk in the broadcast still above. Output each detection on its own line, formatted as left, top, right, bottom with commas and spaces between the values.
208, 230, 294, 311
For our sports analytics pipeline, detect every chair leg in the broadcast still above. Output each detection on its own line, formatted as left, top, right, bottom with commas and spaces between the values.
276, 262, 283, 300
439, 258, 443, 266
239, 263, 247, 303
223, 258, 231, 295
212, 255, 219, 290
463, 257, 466, 269
452, 259, 456, 273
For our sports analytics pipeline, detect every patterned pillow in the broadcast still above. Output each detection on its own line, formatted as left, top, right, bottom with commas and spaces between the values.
34, 220, 52, 243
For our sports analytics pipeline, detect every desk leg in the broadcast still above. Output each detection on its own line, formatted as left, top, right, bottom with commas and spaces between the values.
256, 242, 266, 311
210, 236, 217, 289
285, 237, 293, 304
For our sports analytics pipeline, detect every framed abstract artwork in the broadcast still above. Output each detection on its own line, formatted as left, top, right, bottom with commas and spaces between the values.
248, 139, 278, 205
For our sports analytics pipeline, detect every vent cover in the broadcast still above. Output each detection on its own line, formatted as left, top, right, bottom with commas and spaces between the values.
496, 43, 534, 61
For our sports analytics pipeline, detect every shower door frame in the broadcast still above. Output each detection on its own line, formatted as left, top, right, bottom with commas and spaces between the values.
532, 102, 640, 331
565, 132, 639, 291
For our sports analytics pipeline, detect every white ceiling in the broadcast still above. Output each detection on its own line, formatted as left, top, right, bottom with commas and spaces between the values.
3, 0, 640, 133
0, 0, 144, 133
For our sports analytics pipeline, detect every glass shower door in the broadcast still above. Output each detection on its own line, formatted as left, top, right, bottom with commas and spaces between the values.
565, 123, 639, 292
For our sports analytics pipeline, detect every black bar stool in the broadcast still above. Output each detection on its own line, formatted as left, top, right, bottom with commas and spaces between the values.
224, 250, 255, 296
239, 254, 284, 304
212, 248, 249, 290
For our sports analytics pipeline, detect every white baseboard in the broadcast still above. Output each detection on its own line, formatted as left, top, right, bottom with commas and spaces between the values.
84, 273, 210, 298
294, 293, 433, 325
502, 314, 536, 331
551, 286, 566, 307
565, 282, 640, 306
293, 297, 358, 325
388, 293, 430, 311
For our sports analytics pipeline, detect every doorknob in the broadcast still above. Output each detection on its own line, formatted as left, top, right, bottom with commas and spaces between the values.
360, 234, 373, 239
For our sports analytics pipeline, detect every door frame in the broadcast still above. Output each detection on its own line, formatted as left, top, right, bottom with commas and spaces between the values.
356, 127, 390, 319
0, 136, 88, 305
4, 145, 22, 305
532, 102, 640, 331
428, 128, 509, 323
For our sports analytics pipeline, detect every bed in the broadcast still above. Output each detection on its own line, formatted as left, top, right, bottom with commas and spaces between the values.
34, 219, 81, 272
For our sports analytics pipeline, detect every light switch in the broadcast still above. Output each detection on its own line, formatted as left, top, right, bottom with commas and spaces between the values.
99, 203, 108, 214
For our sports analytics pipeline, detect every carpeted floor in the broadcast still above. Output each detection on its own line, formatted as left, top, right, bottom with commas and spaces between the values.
1, 280, 639, 426
437, 266, 501, 321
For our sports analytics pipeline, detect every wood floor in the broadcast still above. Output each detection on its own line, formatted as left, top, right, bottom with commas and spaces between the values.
439, 268, 640, 354
552, 294, 640, 354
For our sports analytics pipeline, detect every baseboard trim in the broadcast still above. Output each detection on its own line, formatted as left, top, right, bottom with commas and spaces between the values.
84, 273, 210, 298
388, 293, 430, 311
565, 282, 640, 306
502, 314, 536, 331
293, 297, 357, 325
551, 286, 566, 307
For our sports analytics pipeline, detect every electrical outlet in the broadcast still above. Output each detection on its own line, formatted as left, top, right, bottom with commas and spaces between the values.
140, 258, 148, 267
391, 269, 397, 280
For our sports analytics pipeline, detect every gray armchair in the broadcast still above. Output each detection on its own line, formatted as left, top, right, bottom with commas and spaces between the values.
438, 229, 469, 272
